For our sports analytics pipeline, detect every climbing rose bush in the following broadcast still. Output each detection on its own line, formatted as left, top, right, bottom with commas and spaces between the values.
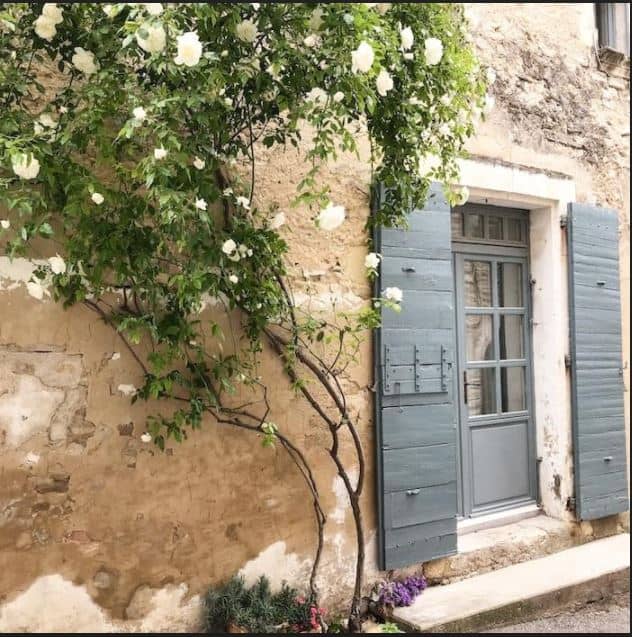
0, 1, 487, 440
0, 3, 488, 628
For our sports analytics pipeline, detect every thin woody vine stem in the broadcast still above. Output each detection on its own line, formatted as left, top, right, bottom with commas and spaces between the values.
83, 297, 326, 602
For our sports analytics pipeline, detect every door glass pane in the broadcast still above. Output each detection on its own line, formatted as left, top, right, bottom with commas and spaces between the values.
500, 315, 524, 359
488, 216, 503, 240
506, 218, 524, 243
501, 367, 526, 412
464, 261, 492, 307
466, 368, 496, 416
465, 314, 496, 361
498, 262, 523, 307
464, 214, 484, 239
466, 314, 494, 361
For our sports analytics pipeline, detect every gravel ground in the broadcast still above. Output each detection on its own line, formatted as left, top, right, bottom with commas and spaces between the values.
486, 594, 630, 633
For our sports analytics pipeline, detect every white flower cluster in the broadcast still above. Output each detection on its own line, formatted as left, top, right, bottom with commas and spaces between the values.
316, 203, 345, 231
383, 287, 403, 303
365, 252, 381, 270
34, 4, 63, 42
174, 31, 203, 66
72, 47, 98, 75
136, 23, 166, 54
12, 154, 40, 180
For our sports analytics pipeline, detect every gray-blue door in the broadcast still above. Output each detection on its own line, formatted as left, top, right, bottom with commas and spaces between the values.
454, 252, 537, 517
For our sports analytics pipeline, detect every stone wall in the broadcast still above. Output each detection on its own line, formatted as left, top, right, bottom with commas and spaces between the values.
1, 3, 629, 632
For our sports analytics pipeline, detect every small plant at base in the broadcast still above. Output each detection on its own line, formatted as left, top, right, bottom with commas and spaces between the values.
204, 575, 325, 633
381, 622, 403, 634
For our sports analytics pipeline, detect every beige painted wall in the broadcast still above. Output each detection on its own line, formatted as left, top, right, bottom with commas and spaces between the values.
0, 3, 629, 632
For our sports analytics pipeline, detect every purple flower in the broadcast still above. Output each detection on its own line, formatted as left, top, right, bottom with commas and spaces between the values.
377, 575, 428, 608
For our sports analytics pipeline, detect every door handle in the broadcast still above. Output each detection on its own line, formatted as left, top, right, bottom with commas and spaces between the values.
463, 370, 468, 404
402, 267, 416, 273
406, 489, 421, 496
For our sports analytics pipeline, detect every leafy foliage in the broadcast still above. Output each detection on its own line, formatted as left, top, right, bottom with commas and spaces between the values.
0, 3, 486, 447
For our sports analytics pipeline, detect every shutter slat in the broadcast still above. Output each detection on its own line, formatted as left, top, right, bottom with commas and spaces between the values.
375, 182, 458, 570
568, 202, 629, 521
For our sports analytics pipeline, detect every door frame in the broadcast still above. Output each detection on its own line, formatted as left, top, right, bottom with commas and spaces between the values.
452, 242, 538, 518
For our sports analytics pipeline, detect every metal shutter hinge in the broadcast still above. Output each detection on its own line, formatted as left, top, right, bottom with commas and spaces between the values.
566, 496, 576, 512
565, 354, 572, 369
560, 215, 568, 228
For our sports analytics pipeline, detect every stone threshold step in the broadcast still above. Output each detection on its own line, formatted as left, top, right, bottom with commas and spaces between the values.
393, 533, 630, 633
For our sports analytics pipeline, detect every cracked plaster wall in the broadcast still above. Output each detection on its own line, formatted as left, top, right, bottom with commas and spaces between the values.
0, 3, 629, 632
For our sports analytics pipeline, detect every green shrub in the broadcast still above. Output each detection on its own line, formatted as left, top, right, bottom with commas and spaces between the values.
204, 576, 324, 633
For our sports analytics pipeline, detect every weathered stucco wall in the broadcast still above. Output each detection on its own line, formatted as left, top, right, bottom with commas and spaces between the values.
1, 3, 629, 632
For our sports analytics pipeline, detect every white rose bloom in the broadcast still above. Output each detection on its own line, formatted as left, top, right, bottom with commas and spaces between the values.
424, 38, 443, 66
351, 41, 374, 74
136, 23, 166, 54
72, 47, 98, 75
309, 7, 324, 31
102, 4, 115, 16
365, 252, 381, 269
42, 3, 63, 23
34, 16, 57, 41
376, 3, 391, 13
304, 34, 321, 48
486, 67, 496, 85
1, 219, 10, 230
483, 94, 495, 114
140, 432, 152, 443
456, 186, 469, 206
376, 69, 393, 97
229, 274, 239, 284
316, 202, 346, 231
133, 106, 147, 121
34, 123, 45, 135
333, 91, 344, 103
270, 211, 286, 230
384, 287, 403, 303
12, 154, 40, 180
418, 153, 441, 178
438, 122, 452, 137
195, 198, 207, 211
222, 239, 237, 255
400, 26, 414, 51
236, 19, 258, 43
235, 196, 250, 209
91, 192, 104, 205
193, 156, 205, 170
26, 281, 46, 301
403, 52, 414, 61
306, 87, 327, 105
144, 3, 163, 15
48, 254, 66, 275
39, 113, 57, 128
154, 147, 168, 160
174, 31, 203, 67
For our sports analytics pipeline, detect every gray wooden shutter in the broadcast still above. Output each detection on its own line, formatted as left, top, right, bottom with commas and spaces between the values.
567, 203, 629, 520
374, 183, 458, 570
